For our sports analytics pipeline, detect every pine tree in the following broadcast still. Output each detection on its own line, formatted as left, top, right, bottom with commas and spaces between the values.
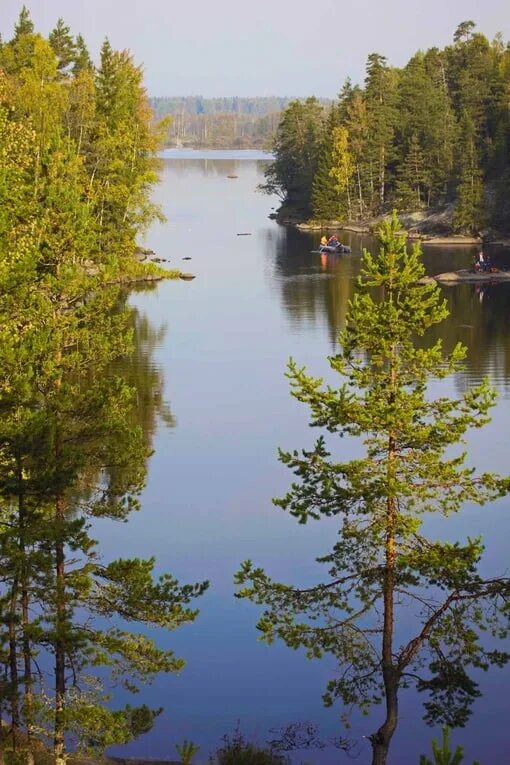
13, 6, 34, 41
236, 214, 510, 765
72, 34, 93, 75
49, 18, 76, 75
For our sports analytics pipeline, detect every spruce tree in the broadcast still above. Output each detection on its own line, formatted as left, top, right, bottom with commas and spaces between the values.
72, 34, 93, 75
453, 113, 485, 234
363, 54, 399, 212
13, 6, 34, 41
311, 107, 341, 221
49, 18, 76, 74
236, 214, 510, 765
395, 132, 428, 209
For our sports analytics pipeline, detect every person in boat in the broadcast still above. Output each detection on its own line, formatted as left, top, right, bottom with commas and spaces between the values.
327, 235, 339, 248
320, 235, 328, 247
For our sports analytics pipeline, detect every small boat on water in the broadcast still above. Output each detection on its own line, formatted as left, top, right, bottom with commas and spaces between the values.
321, 243, 351, 254
311, 243, 352, 254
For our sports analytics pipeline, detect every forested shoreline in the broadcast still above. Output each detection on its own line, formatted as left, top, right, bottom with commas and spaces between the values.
0, 8, 206, 765
150, 96, 292, 149
262, 22, 510, 236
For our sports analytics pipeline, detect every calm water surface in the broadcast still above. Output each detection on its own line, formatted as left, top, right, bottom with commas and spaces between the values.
102, 151, 510, 764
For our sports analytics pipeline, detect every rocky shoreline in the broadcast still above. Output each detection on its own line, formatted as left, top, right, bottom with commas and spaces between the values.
278, 207, 509, 247
421, 268, 510, 285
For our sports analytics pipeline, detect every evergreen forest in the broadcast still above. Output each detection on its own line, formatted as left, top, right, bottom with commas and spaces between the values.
0, 7, 206, 765
263, 21, 510, 235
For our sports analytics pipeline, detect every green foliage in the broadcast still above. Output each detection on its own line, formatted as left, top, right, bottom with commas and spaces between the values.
265, 23, 510, 232
453, 113, 485, 234
420, 727, 480, 765
236, 214, 510, 764
261, 98, 325, 218
0, 11, 202, 765
49, 18, 76, 74
176, 740, 200, 765
212, 729, 289, 765
312, 107, 353, 221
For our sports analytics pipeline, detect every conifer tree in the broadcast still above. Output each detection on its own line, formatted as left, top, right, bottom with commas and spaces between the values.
0, 21, 204, 763
261, 98, 325, 218
311, 107, 341, 221
13, 6, 34, 41
236, 214, 510, 765
49, 18, 76, 75
453, 113, 485, 234
72, 34, 93, 75
363, 54, 399, 212
395, 132, 428, 209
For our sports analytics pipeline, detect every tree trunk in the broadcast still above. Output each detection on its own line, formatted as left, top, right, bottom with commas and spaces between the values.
21, 585, 34, 765
370, 337, 399, 765
8, 584, 20, 751
379, 145, 385, 208
18, 454, 35, 765
54, 494, 66, 765
357, 165, 364, 218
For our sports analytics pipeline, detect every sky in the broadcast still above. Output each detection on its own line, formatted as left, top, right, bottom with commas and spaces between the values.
1, 0, 509, 97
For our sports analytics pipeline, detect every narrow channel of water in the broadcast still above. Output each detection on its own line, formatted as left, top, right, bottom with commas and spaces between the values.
100, 152, 510, 764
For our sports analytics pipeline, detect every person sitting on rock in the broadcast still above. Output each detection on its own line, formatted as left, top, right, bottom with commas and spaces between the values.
478, 251, 488, 272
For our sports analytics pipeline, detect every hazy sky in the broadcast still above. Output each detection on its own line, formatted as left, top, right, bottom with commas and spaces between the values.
2, 0, 509, 97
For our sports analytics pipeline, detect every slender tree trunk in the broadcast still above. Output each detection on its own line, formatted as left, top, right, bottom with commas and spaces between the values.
53, 387, 66, 765
54, 494, 66, 765
8, 581, 20, 752
21, 586, 34, 765
357, 165, 364, 218
0, 666, 7, 764
17, 454, 35, 765
379, 145, 385, 208
370, 339, 399, 765
370, 501, 398, 765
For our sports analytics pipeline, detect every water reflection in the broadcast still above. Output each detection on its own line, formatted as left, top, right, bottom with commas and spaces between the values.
107, 154, 510, 765
112, 288, 174, 440
429, 283, 510, 393
267, 226, 510, 386
161, 156, 270, 180
265, 226, 357, 344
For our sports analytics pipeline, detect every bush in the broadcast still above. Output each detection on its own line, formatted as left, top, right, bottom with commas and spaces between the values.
212, 729, 290, 765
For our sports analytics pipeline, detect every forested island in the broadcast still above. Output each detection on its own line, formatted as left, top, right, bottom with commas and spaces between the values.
262, 21, 510, 238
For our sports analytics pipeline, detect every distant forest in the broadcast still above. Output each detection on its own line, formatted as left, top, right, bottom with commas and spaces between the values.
262, 21, 510, 235
150, 96, 330, 149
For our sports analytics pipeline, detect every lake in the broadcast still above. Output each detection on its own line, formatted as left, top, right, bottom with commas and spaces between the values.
102, 151, 510, 764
